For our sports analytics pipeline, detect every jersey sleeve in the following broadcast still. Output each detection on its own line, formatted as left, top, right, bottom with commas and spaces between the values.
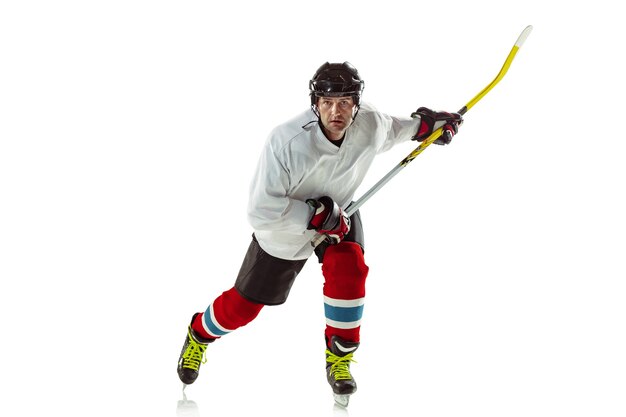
357, 103, 420, 154
377, 112, 420, 153
247, 139, 311, 234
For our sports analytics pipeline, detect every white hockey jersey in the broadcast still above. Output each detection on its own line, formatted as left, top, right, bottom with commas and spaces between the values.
247, 102, 420, 260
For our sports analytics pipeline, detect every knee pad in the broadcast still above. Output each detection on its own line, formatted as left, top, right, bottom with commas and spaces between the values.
322, 242, 369, 299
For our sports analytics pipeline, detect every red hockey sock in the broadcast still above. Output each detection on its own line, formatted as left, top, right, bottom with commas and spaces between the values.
325, 327, 361, 346
192, 287, 264, 340
321, 242, 369, 347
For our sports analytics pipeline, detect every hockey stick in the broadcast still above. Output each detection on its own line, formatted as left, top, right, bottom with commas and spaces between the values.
311, 25, 533, 247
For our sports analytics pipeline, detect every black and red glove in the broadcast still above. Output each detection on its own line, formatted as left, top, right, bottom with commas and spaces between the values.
411, 107, 463, 145
306, 196, 350, 244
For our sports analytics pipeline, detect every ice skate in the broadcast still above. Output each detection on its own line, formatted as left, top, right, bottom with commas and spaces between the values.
177, 313, 213, 385
326, 335, 359, 407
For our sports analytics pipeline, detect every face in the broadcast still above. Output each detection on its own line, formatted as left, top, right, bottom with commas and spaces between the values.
316, 96, 356, 141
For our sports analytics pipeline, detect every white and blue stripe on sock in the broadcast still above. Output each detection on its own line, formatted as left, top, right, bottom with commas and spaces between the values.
323, 296, 364, 329
202, 304, 233, 338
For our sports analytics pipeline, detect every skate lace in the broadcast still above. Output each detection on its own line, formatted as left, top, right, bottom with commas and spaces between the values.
326, 350, 357, 381
182, 330, 208, 371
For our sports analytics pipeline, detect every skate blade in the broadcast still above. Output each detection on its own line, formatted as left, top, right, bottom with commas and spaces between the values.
333, 394, 350, 408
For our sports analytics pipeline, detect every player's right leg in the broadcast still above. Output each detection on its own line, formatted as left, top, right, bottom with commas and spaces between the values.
177, 287, 263, 384
177, 234, 307, 385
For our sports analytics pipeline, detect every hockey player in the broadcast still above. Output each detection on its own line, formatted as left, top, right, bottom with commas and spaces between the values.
177, 62, 462, 406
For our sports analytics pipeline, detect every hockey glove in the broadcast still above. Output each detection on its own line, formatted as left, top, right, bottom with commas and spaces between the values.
411, 107, 463, 145
306, 196, 351, 245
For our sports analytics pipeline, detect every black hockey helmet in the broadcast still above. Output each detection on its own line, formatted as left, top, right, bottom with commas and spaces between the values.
309, 62, 365, 111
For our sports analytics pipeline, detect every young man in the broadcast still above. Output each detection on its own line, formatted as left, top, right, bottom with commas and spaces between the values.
177, 62, 462, 404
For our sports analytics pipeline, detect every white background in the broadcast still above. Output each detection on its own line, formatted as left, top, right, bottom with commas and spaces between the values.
1, 1, 625, 416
